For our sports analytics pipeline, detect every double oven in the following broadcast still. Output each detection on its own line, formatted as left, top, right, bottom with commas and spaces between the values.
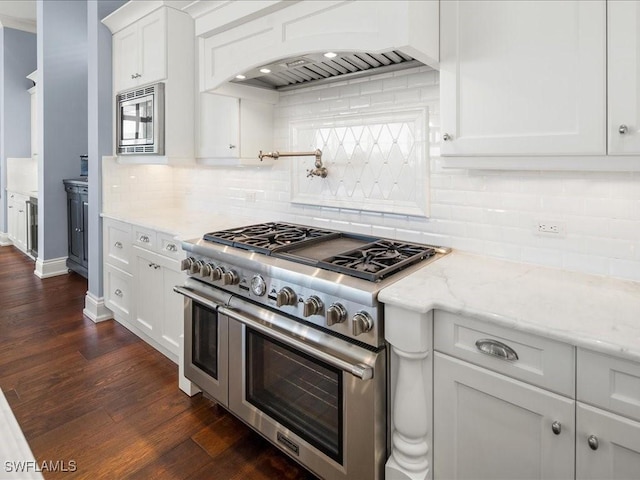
174, 222, 447, 479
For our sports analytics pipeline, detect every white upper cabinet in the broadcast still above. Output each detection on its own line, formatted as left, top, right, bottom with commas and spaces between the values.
104, 3, 195, 163
440, 0, 606, 157
197, 91, 274, 165
608, 0, 640, 155
112, 8, 167, 93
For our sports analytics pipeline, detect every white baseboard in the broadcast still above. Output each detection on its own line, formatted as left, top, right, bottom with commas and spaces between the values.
34, 257, 69, 278
83, 291, 114, 323
0, 232, 12, 247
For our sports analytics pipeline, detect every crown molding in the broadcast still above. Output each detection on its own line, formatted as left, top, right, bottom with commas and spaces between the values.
0, 15, 36, 34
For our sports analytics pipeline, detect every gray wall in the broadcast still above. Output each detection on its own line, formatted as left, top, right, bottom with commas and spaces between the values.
37, 0, 88, 259
87, 0, 126, 297
0, 28, 37, 233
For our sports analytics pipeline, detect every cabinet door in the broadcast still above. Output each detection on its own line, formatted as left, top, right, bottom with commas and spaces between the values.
608, 0, 640, 154
16, 203, 27, 252
440, 0, 606, 156
81, 193, 89, 267
239, 98, 273, 162
134, 249, 163, 339
161, 266, 184, 354
67, 191, 83, 265
577, 403, 640, 479
7, 195, 17, 241
434, 352, 575, 480
197, 92, 239, 159
113, 22, 138, 93
138, 8, 167, 87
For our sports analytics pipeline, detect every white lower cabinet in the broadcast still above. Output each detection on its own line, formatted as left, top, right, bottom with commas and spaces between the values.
434, 352, 575, 480
576, 403, 640, 480
6, 191, 29, 254
133, 246, 181, 355
428, 311, 640, 480
103, 218, 184, 362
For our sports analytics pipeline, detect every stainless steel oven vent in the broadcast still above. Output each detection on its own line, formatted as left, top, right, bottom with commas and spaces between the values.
231, 50, 421, 91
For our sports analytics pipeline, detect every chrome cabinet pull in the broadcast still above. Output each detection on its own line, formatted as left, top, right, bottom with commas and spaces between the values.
475, 338, 519, 361
619, 124, 628, 135
114, 241, 123, 249
114, 289, 123, 297
131, 73, 142, 79
139, 235, 150, 243
442, 133, 452, 141
551, 421, 561, 435
588, 435, 599, 451
229, 144, 236, 149
148, 263, 160, 270
166, 243, 177, 252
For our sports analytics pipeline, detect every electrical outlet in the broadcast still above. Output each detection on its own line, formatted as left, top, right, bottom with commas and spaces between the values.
535, 220, 564, 236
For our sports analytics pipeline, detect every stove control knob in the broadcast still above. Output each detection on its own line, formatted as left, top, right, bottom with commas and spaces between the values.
326, 303, 347, 326
276, 287, 297, 307
190, 260, 204, 275
210, 266, 225, 281
181, 257, 195, 272
222, 269, 239, 285
199, 263, 213, 277
352, 311, 374, 336
303, 296, 324, 317
250, 275, 267, 296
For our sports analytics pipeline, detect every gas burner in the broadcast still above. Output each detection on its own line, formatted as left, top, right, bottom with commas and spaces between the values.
319, 240, 436, 282
203, 222, 337, 254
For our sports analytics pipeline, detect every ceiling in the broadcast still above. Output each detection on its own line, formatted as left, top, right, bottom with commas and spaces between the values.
0, 1, 36, 32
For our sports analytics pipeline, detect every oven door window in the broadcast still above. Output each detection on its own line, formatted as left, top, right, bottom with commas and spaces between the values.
120, 95, 154, 145
192, 303, 219, 379
246, 329, 343, 463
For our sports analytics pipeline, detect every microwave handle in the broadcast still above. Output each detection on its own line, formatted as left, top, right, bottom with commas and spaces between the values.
219, 305, 373, 381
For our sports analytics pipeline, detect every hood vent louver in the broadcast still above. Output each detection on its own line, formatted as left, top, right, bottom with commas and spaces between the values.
232, 50, 421, 91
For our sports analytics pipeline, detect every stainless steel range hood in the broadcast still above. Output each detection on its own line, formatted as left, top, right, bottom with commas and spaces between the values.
230, 50, 422, 91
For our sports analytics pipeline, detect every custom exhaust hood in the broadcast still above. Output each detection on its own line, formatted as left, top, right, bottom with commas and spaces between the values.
231, 50, 422, 91
195, 1, 439, 93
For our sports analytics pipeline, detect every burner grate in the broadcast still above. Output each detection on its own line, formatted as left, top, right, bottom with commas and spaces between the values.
318, 240, 436, 282
204, 222, 337, 255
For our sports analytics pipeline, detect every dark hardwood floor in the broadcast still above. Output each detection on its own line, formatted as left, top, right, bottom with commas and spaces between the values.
0, 247, 317, 479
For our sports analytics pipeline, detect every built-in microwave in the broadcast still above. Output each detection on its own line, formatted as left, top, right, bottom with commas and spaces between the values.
116, 82, 164, 155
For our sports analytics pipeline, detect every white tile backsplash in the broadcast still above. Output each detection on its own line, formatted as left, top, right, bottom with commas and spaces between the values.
102, 67, 640, 282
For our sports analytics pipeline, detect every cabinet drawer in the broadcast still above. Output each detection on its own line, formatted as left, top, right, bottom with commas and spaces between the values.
104, 219, 132, 272
434, 311, 575, 397
104, 264, 133, 322
157, 232, 184, 260
132, 226, 157, 251
578, 349, 640, 422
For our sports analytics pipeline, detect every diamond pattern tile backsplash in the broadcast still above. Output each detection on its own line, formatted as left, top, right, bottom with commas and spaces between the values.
290, 109, 429, 216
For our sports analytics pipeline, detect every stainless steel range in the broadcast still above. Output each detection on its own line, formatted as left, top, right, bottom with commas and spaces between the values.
174, 222, 448, 480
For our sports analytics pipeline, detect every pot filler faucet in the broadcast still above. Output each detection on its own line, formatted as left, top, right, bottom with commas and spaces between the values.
258, 149, 328, 178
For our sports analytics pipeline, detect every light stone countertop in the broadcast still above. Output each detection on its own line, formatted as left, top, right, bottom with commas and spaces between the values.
101, 209, 269, 241
379, 251, 640, 363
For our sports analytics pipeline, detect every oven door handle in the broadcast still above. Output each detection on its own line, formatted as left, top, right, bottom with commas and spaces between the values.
173, 285, 232, 311
219, 306, 374, 381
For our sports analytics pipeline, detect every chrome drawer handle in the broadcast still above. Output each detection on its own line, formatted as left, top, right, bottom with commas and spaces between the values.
114, 241, 123, 249
619, 124, 628, 135
588, 435, 599, 450
475, 339, 519, 361
139, 235, 150, 243
166, 243, 177, 252
442, 133, 452, 141
552, 421, 561, 435
114, 289, 123, 297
